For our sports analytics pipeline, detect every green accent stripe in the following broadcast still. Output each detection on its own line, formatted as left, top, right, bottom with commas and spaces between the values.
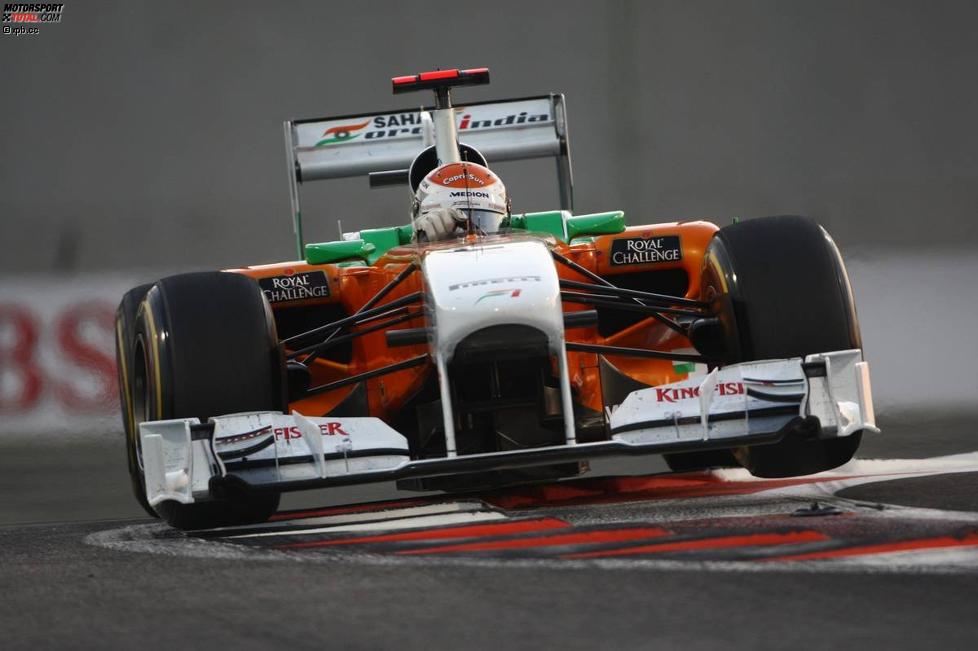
301, 208, 627, 266
305, 240, 375, 265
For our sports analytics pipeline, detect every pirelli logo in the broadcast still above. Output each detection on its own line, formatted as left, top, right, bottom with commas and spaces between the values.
449, 275, 541, 291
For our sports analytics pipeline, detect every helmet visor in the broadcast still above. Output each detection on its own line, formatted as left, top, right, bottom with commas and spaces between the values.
462, 209, 509, 234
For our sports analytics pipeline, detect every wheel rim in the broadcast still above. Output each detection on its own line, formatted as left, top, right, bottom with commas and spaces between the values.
132, 336, 150, 471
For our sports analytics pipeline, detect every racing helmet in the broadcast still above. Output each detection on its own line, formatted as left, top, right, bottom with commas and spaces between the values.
412, 162, 510, 235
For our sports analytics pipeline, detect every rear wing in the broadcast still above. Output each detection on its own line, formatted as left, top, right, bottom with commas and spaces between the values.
283, 94, 573, 257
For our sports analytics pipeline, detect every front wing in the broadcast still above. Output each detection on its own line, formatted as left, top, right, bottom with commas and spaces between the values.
139, 350, 876, 507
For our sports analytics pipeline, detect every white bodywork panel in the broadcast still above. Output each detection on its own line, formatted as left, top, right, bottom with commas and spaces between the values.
140, 418, 200, 507
422, 239, 564, 361
421, 238, 576, 452
803, 350, 876, 438
610, 349, 877, 446
140, 412, 409, 507
291, 98, 560, 181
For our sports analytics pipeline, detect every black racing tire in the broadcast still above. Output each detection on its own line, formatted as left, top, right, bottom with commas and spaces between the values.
701, 215, 863, 478
130, 272, 285, 530
115, 282, 157, 518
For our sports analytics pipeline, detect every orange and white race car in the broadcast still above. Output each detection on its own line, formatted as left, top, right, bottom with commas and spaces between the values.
115, 68, 876, 530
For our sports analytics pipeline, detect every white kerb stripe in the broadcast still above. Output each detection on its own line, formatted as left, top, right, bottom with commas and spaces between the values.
228, 510, 507, 539
197, 501, 486, 534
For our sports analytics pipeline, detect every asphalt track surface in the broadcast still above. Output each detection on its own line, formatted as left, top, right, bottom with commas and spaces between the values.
2, 410, 977, 650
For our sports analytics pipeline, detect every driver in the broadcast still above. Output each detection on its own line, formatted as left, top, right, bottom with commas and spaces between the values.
411, 162, 510, 242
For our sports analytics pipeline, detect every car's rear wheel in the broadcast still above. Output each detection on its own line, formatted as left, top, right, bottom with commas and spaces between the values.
129, 272, 285, 529
700, 215, 863, 478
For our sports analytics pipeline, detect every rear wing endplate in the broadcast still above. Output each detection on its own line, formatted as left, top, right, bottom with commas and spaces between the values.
284, 94, 573, 257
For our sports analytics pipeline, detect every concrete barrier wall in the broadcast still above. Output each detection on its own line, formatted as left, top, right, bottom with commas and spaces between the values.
846, 250, 978, 416
0, 275, 134, 438
2, 1, 977, 275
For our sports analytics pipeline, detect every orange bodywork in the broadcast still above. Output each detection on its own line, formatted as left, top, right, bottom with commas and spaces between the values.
229, 220, 718, 424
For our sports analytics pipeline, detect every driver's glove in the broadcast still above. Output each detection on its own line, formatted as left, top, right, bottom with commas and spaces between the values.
414, 208, 466, 242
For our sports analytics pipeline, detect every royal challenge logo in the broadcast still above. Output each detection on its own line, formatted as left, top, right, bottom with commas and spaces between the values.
610, 235, 683, 266
258, 270, 331, 304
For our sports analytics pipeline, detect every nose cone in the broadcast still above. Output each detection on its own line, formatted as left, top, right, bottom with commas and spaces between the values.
422, 240, 565, 362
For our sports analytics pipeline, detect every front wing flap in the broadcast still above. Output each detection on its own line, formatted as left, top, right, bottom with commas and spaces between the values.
610, 349, 876, 445
138, 350, 876, 506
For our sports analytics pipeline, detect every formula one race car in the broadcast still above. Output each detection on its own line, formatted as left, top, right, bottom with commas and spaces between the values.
116, 68, 877, 529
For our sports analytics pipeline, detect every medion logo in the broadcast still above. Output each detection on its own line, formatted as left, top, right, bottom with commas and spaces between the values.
449, 190, 490, 198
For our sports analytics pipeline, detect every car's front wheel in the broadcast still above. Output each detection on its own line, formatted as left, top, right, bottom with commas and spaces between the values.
115, 282, 157, 518
699, 215, 864, 478
125, 272, 285, 529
